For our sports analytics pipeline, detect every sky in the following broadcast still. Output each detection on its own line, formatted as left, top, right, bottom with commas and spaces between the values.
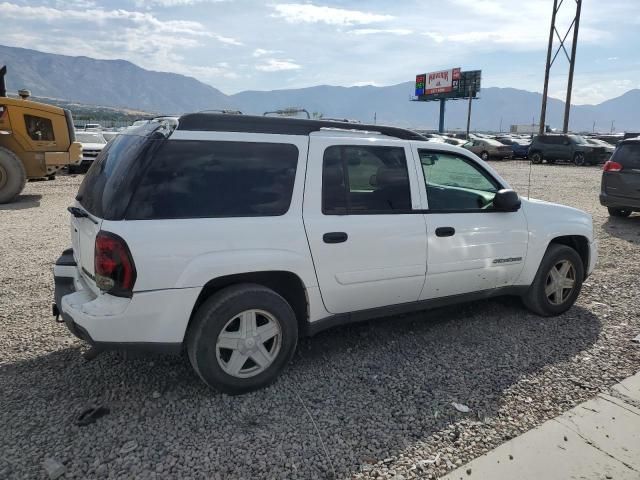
1, 0, 639, 104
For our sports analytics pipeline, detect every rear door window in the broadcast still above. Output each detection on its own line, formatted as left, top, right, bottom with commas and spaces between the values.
322, 145, 412, 214
613, 143, 640, 169
126, 140, 299, 219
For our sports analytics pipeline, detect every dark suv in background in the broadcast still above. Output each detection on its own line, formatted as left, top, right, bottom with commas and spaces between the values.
529, 134, 610, 166
600, 138, 640, 217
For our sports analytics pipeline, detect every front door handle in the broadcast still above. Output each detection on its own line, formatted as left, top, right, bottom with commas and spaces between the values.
435, 227, 455, 237
323, 232, 348, 244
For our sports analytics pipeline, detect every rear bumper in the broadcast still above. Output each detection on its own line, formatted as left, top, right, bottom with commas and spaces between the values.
599, 192, 640, 210
53, 248, 198, 355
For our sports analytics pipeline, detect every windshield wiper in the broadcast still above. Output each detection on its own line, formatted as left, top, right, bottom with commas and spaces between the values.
67, 206, 98, 224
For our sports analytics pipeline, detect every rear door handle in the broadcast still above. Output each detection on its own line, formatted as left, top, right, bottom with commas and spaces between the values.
435, 227, 455, 237
323, 232, 348, 244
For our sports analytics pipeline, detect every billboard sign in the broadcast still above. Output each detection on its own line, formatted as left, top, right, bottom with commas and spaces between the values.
424, 68, 461, 95
415, 74, 426, 96
414, 69, 481, 101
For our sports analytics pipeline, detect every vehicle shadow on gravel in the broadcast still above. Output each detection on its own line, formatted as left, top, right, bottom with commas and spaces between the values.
0, 194, 41, 210
0, 299, 601, 479
602, 215, 640, 243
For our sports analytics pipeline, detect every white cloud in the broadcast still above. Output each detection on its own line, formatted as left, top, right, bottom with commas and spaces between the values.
255, 58, 301, 72
271, 3, 393, 26
253, 48, 280, 57
349, 28, 412, 36
135, 0, 229, 6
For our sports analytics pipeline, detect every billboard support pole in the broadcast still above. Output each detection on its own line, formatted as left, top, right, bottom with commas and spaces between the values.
466, 89, 473, 139
563, 0, 582, 133
438, 99, 446, 134
539, 0, 558, 136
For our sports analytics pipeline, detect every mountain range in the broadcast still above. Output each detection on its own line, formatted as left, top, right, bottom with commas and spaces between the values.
1, 44, 637, 132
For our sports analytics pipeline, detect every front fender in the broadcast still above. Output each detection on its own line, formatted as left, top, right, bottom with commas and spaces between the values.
516, 198, 595, 285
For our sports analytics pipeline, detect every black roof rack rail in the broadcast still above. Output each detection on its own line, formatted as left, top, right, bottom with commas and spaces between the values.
176, 113, 426, 141
197, 109, 243, 115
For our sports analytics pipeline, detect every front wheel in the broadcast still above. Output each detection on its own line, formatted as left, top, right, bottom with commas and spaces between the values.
186, 284, 298, 394
480, 151, 490, 161
523, 244, 584, 316
530, 152, 543, 164
574, 152, 586, 166
0, 147, 27, 204
608, 207, 632, 218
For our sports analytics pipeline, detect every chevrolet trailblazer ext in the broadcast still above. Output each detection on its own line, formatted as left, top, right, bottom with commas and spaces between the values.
53, 114, 597, 394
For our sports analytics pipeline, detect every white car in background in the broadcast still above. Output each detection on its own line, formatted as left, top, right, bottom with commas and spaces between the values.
71, 131, 107, 173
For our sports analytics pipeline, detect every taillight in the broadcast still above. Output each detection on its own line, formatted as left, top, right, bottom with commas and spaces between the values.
94, 231, 136, 297
603, 160, 623, 172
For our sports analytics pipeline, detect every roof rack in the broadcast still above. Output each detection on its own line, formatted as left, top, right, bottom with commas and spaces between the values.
198, 109, 243, 115
263, 108, 310, 119
176, 113, 426, 141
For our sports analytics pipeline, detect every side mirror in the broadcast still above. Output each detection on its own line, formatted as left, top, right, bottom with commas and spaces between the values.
493, 189, 521, 212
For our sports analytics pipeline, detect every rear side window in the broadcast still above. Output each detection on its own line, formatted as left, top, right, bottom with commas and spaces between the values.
24, 114, 54, 141
126, 140, 299, 219
613, 143, 640, 168
322, 145, 412, 214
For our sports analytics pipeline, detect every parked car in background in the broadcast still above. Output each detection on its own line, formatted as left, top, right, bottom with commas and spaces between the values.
71, 131, 107, 173
443, 137, 467, 147
496, 136, 531, 159
529, 134, 610, 166
600, 138, 640, 217
83, 123, 102, 131
463, 138, 512, 160
586, 138, 615, 158
102, 131, 119, 142
53, 113, 596, 394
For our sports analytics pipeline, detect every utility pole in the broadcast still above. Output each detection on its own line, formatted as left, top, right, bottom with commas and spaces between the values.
438, 99, 446, 134
539, 0, 582, 134
563, 0, 582, 132
466, 88, 473, 139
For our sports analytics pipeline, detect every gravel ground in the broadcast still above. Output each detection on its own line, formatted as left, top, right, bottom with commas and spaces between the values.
1, 162, 639, 480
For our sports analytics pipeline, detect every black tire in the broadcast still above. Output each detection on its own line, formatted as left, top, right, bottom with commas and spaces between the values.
0, 147, 27, 204
480, 151, 490, 161
574, 152, 586, 166
530, 151, 543, 164
186, 283, 298, 394
522, 244, 584, 317
608, 207, 632, 218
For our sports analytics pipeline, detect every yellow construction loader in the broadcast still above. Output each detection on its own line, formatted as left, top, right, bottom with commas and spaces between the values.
0, 65, 82, 203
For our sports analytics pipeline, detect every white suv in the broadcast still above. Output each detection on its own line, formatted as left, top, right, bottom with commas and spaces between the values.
53, 114, 597, 394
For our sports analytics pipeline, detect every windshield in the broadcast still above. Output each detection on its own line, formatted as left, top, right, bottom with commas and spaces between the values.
485, 139, 505, 147
76, 132, 106, 144
569, 135, 588, 145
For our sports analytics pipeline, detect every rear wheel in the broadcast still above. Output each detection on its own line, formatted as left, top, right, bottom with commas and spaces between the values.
186, 284, 298, 394
0, 147, 27, 204
523, 244, 584, 316
608, 207, 632, 218
530, 151, 543, 164
574, 152, 586, 166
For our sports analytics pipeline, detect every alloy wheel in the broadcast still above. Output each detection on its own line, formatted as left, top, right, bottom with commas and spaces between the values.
215, 309, 282, 379
545, 260, 576, 306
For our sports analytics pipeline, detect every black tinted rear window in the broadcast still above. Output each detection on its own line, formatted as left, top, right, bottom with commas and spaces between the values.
125, 140, 299, 219
77, 125, 165, 219
613, 143, 640, 168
